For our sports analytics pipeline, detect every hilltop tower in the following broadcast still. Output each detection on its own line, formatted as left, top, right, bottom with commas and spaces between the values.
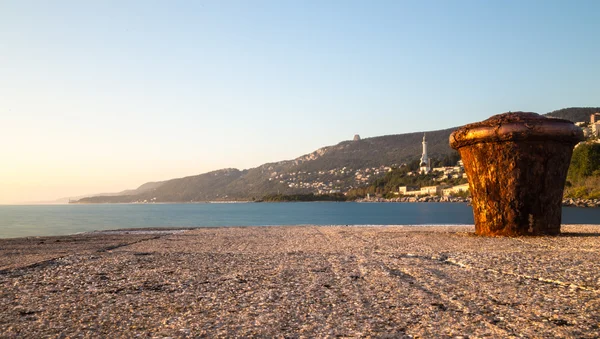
419, 133, 431, 174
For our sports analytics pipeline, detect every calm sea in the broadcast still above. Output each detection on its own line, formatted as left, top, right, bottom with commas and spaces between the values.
0, 202, 599, 238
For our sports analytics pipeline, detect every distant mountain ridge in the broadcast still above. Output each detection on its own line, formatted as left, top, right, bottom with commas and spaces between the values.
74, 107, 599, 203
30, 181, 165, 204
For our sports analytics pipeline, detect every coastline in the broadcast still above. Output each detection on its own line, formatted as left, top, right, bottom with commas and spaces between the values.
65, 197, 600, 208
2, 225, 599, 337
357, 196, 600, 207
13, 196, 598, 208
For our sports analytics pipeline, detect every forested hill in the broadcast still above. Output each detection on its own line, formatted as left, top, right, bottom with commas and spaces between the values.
292, 127, 457, 172
74, 107, 598, 203
545, 107, 600, 122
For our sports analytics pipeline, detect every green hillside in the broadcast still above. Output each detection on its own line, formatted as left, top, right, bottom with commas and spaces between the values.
564, 142, 600, 200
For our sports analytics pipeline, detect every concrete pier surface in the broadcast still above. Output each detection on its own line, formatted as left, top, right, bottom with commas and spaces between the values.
1, 225, 599, 338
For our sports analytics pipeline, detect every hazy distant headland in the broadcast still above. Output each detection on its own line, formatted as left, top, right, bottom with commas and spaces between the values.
72, 107, 600, 204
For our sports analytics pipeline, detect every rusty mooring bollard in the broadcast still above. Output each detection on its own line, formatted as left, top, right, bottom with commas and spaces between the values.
450, 112, 584, 236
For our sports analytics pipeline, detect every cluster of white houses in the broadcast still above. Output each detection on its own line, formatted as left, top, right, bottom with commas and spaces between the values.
575, 113, 600, 139
432, 160, 467, 181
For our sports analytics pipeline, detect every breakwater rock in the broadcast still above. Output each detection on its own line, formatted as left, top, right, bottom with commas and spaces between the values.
357, 196, 471, 203
562, 198, 600, 208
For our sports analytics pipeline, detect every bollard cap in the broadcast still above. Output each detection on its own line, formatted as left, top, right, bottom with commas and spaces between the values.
450, 112, 584, 149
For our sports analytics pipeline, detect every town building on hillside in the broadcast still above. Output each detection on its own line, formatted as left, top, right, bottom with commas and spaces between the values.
591, 113, 600, 137
419, 134, 431, 174
575, 113, 600, 138
432, 159, 465, 181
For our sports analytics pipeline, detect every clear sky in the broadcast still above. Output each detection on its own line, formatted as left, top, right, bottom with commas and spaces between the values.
1, 0, 599, 204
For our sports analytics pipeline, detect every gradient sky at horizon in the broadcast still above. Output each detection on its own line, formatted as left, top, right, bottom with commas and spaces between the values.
1, 0, 599, 204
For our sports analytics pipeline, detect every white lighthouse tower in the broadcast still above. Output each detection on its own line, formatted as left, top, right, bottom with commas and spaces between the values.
419, 133, 431, 174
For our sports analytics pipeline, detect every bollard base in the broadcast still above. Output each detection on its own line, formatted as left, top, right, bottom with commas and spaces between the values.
459, 140, 574, 236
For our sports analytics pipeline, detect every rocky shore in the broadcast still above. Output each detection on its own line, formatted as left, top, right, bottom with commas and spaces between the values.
357, 196, 600, 207
1, 225, 600, 338
357, 196, 472, 203
562, 198, 600, 208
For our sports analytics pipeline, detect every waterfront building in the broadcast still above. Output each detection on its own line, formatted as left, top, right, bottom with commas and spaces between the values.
420, 185, 443, 195
399, 185, 446, 196
399, 185, 419, 195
